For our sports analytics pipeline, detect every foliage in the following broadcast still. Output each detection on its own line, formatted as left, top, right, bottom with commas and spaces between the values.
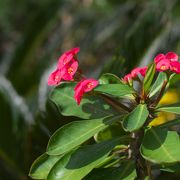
0, 0, 180, 179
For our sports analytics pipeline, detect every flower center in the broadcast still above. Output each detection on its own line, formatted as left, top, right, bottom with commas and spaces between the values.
87, 82, 93, 89
68, 67, 74, 74
160, 65, 167, 70
172, 67, 177, 71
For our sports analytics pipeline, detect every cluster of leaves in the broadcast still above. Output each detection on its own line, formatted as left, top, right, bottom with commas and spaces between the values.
0, 0, 180, 179
29, 63, 180, 179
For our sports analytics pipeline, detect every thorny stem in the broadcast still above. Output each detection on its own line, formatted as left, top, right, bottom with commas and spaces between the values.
98, 93, 132, 112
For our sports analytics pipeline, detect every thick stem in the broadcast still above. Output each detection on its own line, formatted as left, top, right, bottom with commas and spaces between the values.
131, 129, 153, 180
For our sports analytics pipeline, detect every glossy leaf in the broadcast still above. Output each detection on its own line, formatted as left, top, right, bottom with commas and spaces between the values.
29, 153, 62, 179
149, 72, 167, 97
84, 161, 136, 180
50, 83, 116, 119
122, 104, 149, 132
47, 115, 122, 155
143, 63, 156, 93
94, 84, 135, 98
141, 127, 180, 164
99, 73, 123, 84
94, 124, 128, 142
157, 106, 180, 114
47, 138, 121, 180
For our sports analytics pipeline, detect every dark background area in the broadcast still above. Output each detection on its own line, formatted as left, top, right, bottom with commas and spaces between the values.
0, 0, 180, 179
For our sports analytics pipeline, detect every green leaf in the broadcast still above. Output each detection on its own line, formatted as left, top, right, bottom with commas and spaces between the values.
84, 161, 136, 180
122, 104, 149, 132
161, 163, 180, 173
99, 73, 123, 84
149, 72, 167, 97
29, 153, 62, 179
159, 119, 180, 129
47, 138, 121, 180
141, 127, 180, 164
50, 83, 116, 119
157, 106, 180, 114
143, 63, 156, 93
47, 115, 122, 155
94, 84, 135, 98
94, 124, 128, 143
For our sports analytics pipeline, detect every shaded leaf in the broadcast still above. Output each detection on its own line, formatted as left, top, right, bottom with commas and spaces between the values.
50, 83, 116, 119
141, 127, 180, 164
29, 153, 62, 179
47, 138, 121, 180
84, 161, 136, 180
159, 119, 180, 129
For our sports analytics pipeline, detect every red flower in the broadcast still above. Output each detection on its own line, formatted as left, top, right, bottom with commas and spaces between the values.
57, 47, 80, 69
74, 79, 99, 105
131, 67, 147, 78
156, 59, 170, 72
154, 52, 179, 72
48, 47, 79, 86
170, 61, 180, 74
122, 74, 132, 83
48, 69, 62, 86
122, 66, 147, 83
165, 52, 178, 62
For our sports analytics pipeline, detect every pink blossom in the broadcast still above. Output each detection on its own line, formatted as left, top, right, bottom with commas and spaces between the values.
154, 52, 178, 72
154, 54, 166, 64
170, 61, 180, 74
165, 52, 178, 62
61, 61, 79, 81
131, 66, 147, 78
48, 69, 62, 86
48, 47, 80, 86
58, 47, 80, 69
122, 73, 132, 83
74, 79, 99, 105
139, 67, 147, 77
156, 59, 170, 72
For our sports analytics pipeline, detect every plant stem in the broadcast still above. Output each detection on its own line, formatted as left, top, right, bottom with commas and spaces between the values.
99, 93, 131, 112
131, 129, 153, 180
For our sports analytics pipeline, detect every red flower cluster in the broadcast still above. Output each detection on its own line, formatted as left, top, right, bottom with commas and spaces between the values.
154, 52, 180, 73
48, 47, 79, 86
122, 66, 147, 83
48, 48, 98, 105
123, 51, 179, 84
48, 48, 179, 105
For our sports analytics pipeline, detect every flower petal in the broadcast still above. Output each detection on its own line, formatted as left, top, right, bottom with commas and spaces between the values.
170, 61, 180, 74
154, 53, 166, 64
166, 52, 178, 62
156, 59, 170, 72
47, 69, 62, 86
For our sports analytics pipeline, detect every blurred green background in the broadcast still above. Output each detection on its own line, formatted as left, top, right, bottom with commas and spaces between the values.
0, 0, 180, 179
